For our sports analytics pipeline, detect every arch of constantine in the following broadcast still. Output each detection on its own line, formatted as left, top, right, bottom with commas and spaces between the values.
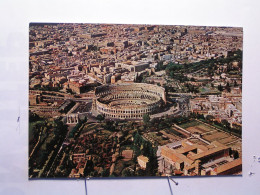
66, 113, 79, 124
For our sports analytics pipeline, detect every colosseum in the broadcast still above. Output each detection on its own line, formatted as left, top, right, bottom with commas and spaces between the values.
92, 83, 166, 120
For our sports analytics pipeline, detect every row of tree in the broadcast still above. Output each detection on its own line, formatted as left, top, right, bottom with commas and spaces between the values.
133, 131, 158, 176
156, 49, 242, 79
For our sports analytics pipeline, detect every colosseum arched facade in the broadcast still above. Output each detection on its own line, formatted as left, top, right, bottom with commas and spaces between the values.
92, 83, 166, 120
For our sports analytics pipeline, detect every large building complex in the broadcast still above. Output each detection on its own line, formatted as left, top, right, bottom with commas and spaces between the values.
158, 140, 242, 176
93, 83, 166, 119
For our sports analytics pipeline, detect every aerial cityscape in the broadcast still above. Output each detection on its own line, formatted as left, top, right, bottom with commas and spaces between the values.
29, 23, 242, 178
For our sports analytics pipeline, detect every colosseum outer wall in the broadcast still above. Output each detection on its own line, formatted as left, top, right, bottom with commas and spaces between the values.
92, 83, 166, 120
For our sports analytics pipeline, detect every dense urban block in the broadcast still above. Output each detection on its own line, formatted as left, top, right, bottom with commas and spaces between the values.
29, 23, 242, 178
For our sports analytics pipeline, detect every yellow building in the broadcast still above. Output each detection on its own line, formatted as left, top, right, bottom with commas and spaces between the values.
137, 155, 149, 169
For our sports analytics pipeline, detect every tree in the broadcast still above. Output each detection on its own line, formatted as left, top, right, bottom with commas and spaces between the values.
84, 160, 94, 176
101, 169, 109, 177
143, 114, 150, 125
234, 80, 238, 87
29, 111, 41, 122
104, 120, 115, 131
134, 132, 141, 146
233, 150, 239, 159
82, 116, 88, 123
225, 82, 231, 92
221, 119, 230, 129
218, 84, 223, 91
156, 61, 164, 71
122, 168, 134, 177
206, 115, 215, 122
207, 66, 214, 76
66, 88, 73, 94
96, 114, 105, 122
169, 71, 175, 78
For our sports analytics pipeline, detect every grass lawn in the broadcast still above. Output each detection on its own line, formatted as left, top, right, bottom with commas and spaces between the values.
179, 120, 201, 129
